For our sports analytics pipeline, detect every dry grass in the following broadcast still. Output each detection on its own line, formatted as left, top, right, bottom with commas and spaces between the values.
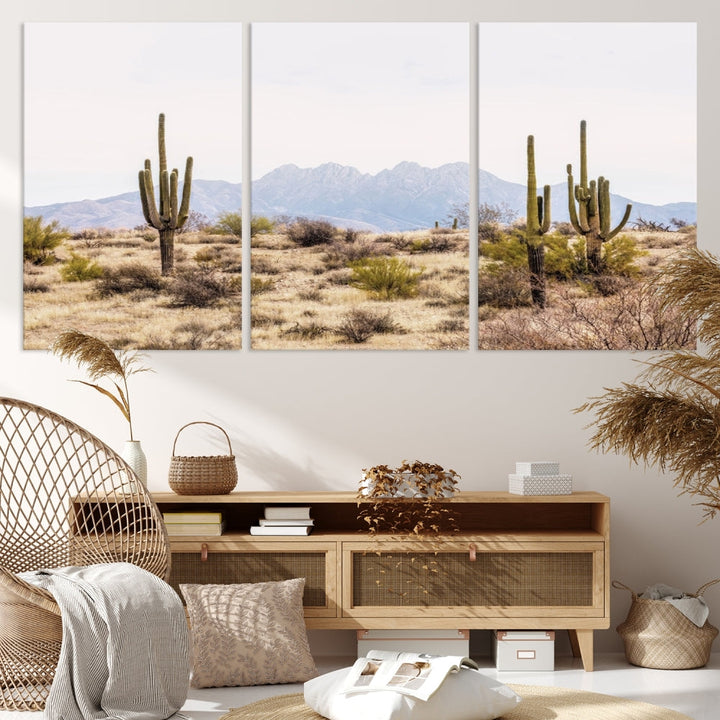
251, 229, 469, 350
24, 230, 242, 350
478, 230, 696, 351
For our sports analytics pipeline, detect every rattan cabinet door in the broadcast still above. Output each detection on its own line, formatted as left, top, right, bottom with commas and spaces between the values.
342, 540, 605, 620
168, 540, 338, 617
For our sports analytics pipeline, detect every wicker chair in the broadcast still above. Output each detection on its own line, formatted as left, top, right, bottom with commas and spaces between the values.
0, 397, 170, 711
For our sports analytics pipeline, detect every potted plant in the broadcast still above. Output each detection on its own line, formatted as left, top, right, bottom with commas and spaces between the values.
577, 248, 720, 519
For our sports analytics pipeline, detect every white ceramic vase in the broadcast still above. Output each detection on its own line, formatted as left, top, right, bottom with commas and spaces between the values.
121, 440, 147, 487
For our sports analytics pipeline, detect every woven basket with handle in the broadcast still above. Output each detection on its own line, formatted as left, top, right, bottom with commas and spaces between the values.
614, 579, 720, 669
168, 421, 238, 495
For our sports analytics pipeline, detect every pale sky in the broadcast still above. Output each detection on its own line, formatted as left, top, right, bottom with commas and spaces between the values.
252, 23, 470, 179
24, 22, 695, 208
479, 23, 696, 205
24, 23, 243, 206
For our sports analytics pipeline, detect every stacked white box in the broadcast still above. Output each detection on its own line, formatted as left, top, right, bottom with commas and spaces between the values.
357, 629, 469, 658
493, 631, 555, 671
509, 461, 572, 495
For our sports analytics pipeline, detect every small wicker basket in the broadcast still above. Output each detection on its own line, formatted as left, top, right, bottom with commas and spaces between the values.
168, 421, 238, 495
614, 579, 720, 669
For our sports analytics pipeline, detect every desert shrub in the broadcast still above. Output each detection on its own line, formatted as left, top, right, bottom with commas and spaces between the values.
298, 288, 325, 302
282, 321, 327, 340
286, 218, 337, 247
436, 318, 465, 332
250, 277, 275, 295
553, 222, 577, 237
23, 216, 69, 265
23, 276, 50, 293
169, 267, 236, 307
324, 237, 383, 267
544, 234, 587, 279
581, 274, 635, 297
601, 234, 646, 277
60, 252, 103, 282
408, 238, 432, 253
478, 264, 532, 308
336, 308, 399, 343
479, 233, 527, 268
96, 262, 163, 297
210, 212, 274, 240
348, 257, 423, 300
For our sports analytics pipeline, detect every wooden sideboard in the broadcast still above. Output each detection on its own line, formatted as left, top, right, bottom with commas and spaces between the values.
150, 490, 610, 671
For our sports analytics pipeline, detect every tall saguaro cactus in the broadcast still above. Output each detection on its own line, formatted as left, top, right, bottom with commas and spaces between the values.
526, 135, 551, 308
138, 113, 193, 276
567, 120, 631, 274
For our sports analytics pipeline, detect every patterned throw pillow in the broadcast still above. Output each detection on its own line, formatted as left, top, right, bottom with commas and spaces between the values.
180, 578, 317, 688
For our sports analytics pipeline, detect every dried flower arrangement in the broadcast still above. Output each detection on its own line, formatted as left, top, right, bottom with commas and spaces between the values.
577, 248, 720, 520
50, 329, 152, 441
357, 460, 460, 536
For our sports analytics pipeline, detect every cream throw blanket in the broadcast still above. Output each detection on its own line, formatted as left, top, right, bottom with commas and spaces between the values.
21, 563, 189, 720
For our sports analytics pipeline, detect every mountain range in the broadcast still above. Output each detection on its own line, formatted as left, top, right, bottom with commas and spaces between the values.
25, 161, 697, 233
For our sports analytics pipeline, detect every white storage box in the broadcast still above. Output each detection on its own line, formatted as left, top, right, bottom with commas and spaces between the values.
493, 631, 555, 671
357, 629, 469, 658
508, 474, 572, 495
515, 462, 560, 476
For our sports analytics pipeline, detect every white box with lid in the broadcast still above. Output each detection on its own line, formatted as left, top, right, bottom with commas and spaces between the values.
493, 630, 555, 671
357, 629, 469, 658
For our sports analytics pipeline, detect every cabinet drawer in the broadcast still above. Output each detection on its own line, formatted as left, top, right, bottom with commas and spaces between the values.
169, 540, 338, 617
342, 540, 605, 618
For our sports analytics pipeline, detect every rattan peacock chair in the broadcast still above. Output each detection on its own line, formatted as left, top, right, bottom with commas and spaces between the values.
0, 397, 171, 711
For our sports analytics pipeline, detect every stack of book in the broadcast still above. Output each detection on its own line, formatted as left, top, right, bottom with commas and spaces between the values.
250, 505, 314, 535
508, 461, 573, 496
163, 510, 225, 536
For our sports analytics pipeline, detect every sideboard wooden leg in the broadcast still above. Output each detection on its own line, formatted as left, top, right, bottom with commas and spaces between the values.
568, 629, 594, 671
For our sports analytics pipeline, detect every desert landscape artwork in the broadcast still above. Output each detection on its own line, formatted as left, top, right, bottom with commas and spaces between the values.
477, 22, 697, 350
250, 23, 470, 350
23, 23, 243, 350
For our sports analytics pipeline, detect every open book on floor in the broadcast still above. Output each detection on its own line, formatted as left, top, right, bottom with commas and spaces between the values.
339, 649, 478, 702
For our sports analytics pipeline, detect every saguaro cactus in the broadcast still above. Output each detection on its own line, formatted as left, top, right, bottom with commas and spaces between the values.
138, 113, 193, 275
526, 135, 551, 308
567, 120, 631, 274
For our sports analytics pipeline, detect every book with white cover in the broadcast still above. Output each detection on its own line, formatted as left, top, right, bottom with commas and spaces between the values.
263, 506, 312, 520
340, 649, 478, 701
514, 462, 560, 476
258, 518, 314, 527
166, 522, 225, 536
250, 525, 312, 535
163, 511, 223, 524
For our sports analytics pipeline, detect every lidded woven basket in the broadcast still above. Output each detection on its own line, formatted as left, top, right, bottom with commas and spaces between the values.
168, 421, 238, 495
614, 579, 720, 669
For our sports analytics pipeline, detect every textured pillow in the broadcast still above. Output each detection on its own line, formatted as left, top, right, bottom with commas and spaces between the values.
304, 665, 521, 720
180, 578, 317, 688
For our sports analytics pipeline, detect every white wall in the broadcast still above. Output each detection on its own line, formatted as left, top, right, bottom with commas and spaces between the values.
2, 0, 718, 655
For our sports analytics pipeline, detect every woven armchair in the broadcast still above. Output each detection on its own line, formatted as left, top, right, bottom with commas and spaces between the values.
0, 397, 170, 711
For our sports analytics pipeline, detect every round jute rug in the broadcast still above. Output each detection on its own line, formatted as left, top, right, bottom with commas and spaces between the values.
220, 684, 692, 720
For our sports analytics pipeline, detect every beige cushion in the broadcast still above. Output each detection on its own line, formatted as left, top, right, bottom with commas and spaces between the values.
180, 578, 317, 688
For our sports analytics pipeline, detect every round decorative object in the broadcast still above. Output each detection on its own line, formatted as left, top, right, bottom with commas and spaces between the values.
614, 580, 720, 669
168, 422, 238, 495
218, 685, 692, 720
121, 440, 147, 487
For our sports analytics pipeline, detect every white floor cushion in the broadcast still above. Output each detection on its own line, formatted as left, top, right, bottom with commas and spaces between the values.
304, 666, 521, 720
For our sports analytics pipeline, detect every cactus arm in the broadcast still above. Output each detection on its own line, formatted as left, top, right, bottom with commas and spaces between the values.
588, 180, 598, 218
567, 165, 585, 234
540, 184, 551, 233
606, 203, 633, 241
169, 169, 179, 229
178, 156, 193, 228
139, 166, 161, 228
